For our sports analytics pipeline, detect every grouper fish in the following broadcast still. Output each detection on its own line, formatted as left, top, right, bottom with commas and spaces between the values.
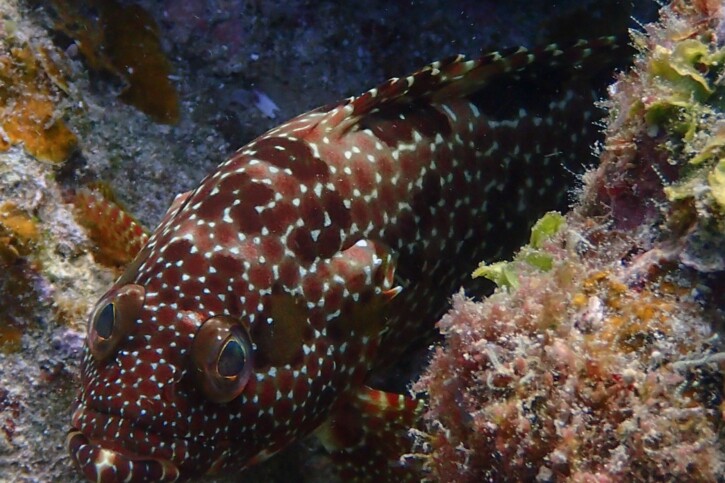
67, 36, 628, 481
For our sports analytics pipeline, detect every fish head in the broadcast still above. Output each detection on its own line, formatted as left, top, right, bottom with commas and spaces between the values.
67, 247, 261, 481
67, 199, 400, 482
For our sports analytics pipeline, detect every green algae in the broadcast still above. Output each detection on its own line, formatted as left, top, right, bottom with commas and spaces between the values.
472, 212, 566, 288
642, 35, 725, 216
708, 158, 725, 207
529, 211, 566, 248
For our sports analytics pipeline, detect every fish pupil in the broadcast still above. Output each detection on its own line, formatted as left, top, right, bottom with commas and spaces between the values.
95, 303, 115, 339
218, 338, 246, 377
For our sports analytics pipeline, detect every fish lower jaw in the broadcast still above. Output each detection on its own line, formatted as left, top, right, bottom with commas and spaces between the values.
67, 429, 180, 482
68, 403, 188, 482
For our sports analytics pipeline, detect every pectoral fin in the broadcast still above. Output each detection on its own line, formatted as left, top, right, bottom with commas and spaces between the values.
315, 386, 424, 482
320, 239, 402, 342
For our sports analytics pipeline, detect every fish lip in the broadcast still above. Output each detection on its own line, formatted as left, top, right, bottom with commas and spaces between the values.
67, 429, 181, 482
68, 403, 186, 482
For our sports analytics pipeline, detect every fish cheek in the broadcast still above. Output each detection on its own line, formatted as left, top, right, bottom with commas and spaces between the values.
251, 292, 311, 370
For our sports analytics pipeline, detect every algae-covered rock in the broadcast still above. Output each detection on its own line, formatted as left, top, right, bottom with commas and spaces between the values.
415, 1, 724, 481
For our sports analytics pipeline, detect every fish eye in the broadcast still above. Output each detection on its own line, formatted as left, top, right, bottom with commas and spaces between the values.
94, 303, 115, 339
218, 337, 247, 378
87, 284, 145, 362
191, 316, 253, 404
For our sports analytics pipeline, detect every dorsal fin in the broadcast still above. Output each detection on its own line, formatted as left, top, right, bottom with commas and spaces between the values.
315, 35, 629, 136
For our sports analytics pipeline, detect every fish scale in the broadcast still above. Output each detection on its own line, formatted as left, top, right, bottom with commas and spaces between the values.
68, 36, 629, 482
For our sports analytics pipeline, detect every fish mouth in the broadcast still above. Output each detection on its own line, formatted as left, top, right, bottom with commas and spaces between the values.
67, 430, 180, 482
68, 404, 184, 482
